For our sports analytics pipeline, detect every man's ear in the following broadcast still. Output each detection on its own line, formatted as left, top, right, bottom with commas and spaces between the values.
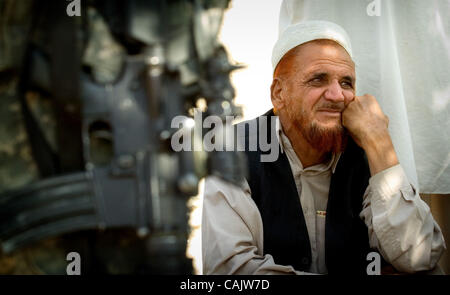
270, 77, 285, 111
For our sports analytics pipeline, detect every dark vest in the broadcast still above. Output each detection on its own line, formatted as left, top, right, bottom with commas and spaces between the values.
238, 109, 374, 274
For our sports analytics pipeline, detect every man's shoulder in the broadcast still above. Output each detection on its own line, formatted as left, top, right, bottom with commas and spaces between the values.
233, 109, 276, 143
204, 175, 251, 198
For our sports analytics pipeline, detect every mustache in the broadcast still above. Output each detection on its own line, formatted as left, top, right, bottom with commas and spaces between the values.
314, 102, 345, 112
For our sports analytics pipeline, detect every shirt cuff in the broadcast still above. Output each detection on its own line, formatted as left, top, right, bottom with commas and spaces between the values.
367, 164, 420, 263
368, 164, 416, 204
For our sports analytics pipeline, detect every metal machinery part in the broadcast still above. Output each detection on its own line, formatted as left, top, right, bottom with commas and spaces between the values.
0, 0, 246, 274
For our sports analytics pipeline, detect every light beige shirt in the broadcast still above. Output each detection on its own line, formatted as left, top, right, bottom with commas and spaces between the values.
202, 117, 446, 275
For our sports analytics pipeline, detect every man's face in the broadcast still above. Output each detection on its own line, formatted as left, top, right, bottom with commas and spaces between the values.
274, 40, 356, 153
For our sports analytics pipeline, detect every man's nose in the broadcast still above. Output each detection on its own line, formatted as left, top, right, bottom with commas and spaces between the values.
324, 80, 345, 102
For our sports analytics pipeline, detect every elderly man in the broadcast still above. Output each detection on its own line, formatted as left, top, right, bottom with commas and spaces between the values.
201, 21, 445, 274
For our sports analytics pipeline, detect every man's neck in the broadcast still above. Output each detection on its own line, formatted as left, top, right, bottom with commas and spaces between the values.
280, 118, 330, 168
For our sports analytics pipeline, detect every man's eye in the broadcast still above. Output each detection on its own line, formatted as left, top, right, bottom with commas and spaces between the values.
341, 82, 353, 88
310, 77, 323, 83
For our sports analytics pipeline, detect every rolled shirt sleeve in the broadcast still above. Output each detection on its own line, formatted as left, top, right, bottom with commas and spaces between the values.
360, 164, 446, 273
201, 176, 314, 275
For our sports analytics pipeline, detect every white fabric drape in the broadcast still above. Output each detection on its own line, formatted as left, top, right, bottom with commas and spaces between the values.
279, 0, 450, 193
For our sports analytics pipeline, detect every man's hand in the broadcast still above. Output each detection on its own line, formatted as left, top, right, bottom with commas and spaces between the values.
342, 94, 399, 175
342, 94, 389, 147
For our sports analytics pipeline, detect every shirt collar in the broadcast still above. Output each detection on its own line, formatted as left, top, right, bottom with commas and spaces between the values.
275, 116, 341, 174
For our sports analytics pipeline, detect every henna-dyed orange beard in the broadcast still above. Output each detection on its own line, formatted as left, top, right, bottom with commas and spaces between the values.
290, 106, 348, 154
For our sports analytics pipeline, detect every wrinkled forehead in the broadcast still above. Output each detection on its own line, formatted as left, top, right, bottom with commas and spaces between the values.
275, 39, 355, 77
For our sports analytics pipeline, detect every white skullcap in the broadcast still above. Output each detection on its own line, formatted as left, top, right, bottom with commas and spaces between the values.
272, 20, 353, 71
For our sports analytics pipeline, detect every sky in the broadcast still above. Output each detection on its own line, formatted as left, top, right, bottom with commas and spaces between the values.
219, 0, 283, 120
